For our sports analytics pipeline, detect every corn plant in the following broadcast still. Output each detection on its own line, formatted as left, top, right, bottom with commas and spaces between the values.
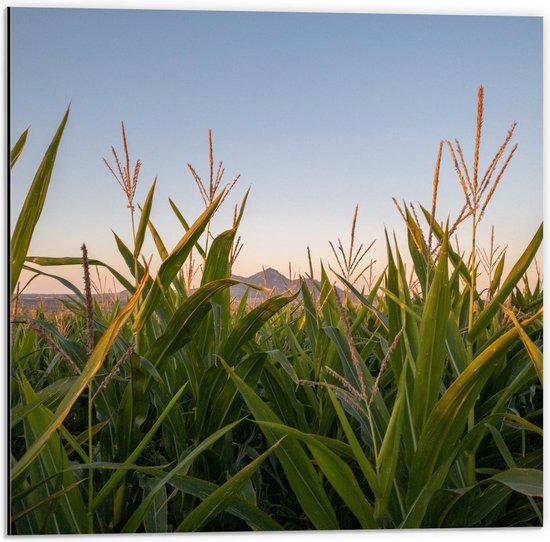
10, 87, 542, 533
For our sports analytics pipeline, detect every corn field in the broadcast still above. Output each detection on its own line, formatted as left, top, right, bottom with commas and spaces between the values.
9, 88, 543, 533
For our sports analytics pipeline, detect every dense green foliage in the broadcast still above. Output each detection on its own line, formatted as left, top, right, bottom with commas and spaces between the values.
10, 96, 543, 533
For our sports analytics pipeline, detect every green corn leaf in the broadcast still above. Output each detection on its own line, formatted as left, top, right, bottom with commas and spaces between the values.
445, 314, 470, 377
501, 305, 543, 387
333, 270, 389, 330
319, 264, 339, 326
121, 419, 243, 533
199, 228, 237, 344
168, 197, 206, 258
412, 232, 450, 433
146, 219, 169, 261
404, 206, 431, 295
420, 205, 472, 284
300, 279, 320, 351
468, 223, 542, 341
139, 477, 167, 533
203, 352, 266, 436
175, 438, 285, 532
113, 231, 146, 280
16, 373, 87, 534
234, 187, 250, 228
132, 190, 225, 333
11, 106, 70, 296
163, 474, 283, 530
407, 310, 540, 508
384, 232, 406, 379
11, 377, 76, 428
134, 178, 157, 258
26, 256, 134, 294
145, 278, 240, 366
11, 479, 85, 527
489, 468, 543, 498
220, 359, 339, 530
11, 270, 148, 484
201, 228, 236, 286
490, 254, 506, 295
220, 291, 298, 364
327, 388, 379, 497
92, 383, 186, 511
376, 359, 409, 520
11, 127, 29, 168
256, 421, 377, 529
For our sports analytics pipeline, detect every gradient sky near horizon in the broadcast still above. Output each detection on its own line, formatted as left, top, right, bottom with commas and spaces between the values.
10, 8, 542, 294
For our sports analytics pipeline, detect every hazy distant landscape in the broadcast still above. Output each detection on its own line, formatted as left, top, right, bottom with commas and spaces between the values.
17, 267, 332, 314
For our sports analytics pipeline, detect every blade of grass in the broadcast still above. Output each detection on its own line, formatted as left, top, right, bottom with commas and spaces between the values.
121, 419, 243, 533
412, 232, 450, 433
256, 421, 377, 529
92, 383, 187, 511
133, 178, 156, 258
164, 474, 284, 531
11, 106, 70, 296
175, 437, 285, 532
220, 292, 298, 365
10, 127, 29, 168
501, 305, 543, 387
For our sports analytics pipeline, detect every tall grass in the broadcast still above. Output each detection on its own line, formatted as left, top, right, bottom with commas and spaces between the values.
10, 87, 542, 533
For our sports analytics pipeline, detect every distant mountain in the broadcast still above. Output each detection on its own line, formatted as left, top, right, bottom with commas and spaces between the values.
231, 267, 297, 302
230, 267, 344, 305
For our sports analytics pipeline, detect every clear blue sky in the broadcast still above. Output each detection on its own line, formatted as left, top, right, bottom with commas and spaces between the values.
10, 8, 542, 293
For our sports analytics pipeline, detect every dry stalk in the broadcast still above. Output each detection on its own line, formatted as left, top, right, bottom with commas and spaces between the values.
325, 367, 364, 400
96, 344, 135, 393
298, 379, 365, 418
81, 244, 94, 358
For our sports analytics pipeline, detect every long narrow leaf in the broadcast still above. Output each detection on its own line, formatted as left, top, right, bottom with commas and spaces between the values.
175, 438, 285, 531
10, 127, 29, 168
121, 419, 242, 533
134, 178, 157, 258
11, 107, 70, 295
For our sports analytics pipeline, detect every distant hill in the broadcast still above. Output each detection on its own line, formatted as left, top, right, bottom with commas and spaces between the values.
231, 267, 299, 303
229, 267, 345, 305
16, 268, 344, 314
